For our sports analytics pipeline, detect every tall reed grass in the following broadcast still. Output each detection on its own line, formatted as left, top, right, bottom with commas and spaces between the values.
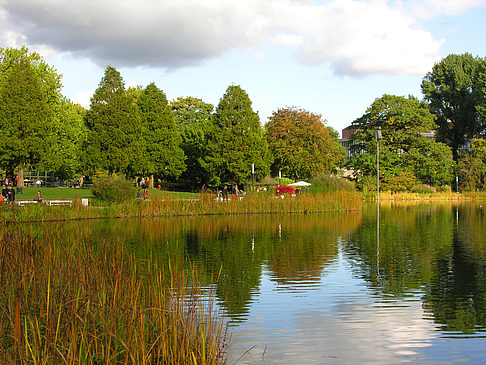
0, 231, 229, 364
1, 191, 362, 223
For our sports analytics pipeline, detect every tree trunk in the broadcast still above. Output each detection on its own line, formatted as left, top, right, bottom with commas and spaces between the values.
149, 174, 154, 189
16, 167, 24, 188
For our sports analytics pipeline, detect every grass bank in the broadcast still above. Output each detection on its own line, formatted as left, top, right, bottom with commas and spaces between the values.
1, 190, 363, 223
364, 191, 486, 201
0, 231, 228, 364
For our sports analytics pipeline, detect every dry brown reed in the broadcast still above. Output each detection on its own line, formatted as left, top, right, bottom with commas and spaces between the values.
0, 231, 229, 364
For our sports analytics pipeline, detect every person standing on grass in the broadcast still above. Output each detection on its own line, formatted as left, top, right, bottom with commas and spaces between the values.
35, 190, 43, 203
222, 185, 228, 202
7, 185, 15, 203
1, 184, 7, 200
144, 188, 148, 200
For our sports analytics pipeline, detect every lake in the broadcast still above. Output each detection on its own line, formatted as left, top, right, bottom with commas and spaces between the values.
19, 201, 486, 364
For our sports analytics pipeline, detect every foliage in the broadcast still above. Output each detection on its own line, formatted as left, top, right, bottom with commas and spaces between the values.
0, 58, 55, 174
171, 97, 214, 189
458, 138, 486, 191
309, 174, 355, 193
381, 171, 417, 192
422, 53, 486, 160
48, 100, 88, 179
410, 184, 437, 194
202, 85, 272, 186
84, 66, 141, 176
265, 107, 344, 180
91, 176, 135, 203
137, 83, 186, 179
348, 94, 455, 190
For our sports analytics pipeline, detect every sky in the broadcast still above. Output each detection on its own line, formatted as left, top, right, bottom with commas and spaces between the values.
1, 0, 486, 136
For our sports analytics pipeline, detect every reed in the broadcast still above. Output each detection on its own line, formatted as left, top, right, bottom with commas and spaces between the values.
0, 231, 229, 364
1, 190, 362, 223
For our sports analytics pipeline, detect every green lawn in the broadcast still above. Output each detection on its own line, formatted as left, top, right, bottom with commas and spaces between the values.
15, 187, 198, 201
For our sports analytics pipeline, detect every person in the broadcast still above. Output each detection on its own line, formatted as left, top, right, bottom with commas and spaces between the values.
79, 175, 84, 187
144, 188, 148, 200
7, 185, 15, 203
137, 188, 142, 199
35, 190, 43, 203
36, 179, 42, 187
222, 185, 228, 202
1, 184, 8, 201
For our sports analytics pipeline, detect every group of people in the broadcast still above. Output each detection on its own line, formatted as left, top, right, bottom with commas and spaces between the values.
1, 184, 15, 203
217, 184, 242, 201
136, 177, 150, 189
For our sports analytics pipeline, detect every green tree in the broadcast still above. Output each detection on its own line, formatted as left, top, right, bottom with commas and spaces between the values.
422, 53, 486, 160
265, 107, 344, 180
202, 85, 271, 186
0, 59, 55, 179
458, 138, 486, 191
171, 97, 214, 189
0, 46, 63, 185
48, 100, 88, 180
349, 94, 454, 190
84, 66, 141, 176
137, 83, 186, 180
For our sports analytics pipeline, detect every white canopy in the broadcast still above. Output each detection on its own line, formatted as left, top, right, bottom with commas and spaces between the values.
289, 181, 311, 187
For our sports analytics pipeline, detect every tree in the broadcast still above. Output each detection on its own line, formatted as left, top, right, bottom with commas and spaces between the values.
265, 107, 344, 180
0, 46, 63, 185
48, 100, 88, 180
202, 85, 271, 186
422, 53, 486, 160
458, 138, 486, 191
349, 94, 455, 190
171, 97, 214, 189
84, 66, 141, 176
137, 83, 186, 180
0, 59, 55, 180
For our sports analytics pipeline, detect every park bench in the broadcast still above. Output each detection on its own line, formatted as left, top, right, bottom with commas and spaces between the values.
14, 200, 39, 206
45, 200, 72, 206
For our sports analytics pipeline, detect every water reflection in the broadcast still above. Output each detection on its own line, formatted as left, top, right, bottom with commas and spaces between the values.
8, 203, 486, 363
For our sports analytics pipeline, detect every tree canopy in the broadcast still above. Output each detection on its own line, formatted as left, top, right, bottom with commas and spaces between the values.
171, 97, 214, 189
349, 94, 455, 190
137, 83, 186, 180
202, 85, 271, 186
84, 66, 141, 176
422, 53, 486, 160
265, 107, 344, 180
0, 58, 55, 176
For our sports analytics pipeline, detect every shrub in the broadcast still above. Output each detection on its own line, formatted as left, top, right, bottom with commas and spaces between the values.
309, 174, 355, 193
92, 176, 135, 203
436, 185, 452, 193
410, 184, 437, 194
381, 172, 417, 192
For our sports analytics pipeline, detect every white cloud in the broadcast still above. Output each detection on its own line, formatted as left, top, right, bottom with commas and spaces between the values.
0, 0, 483, 77
73, 90, 92, 108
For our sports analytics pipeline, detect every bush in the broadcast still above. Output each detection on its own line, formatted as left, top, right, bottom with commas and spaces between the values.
436, 185, 452, 193
381, 172, 417, 192
92, 176, 135, 203
410, 184, 437, 194
309, 174, 355, 193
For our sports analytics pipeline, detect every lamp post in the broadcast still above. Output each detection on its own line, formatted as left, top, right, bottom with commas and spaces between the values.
278, 170, 281, 185
251, 163, 255, 192
374, 130, 382, 203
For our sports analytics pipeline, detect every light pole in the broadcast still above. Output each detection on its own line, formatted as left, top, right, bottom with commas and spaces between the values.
251, 163, 255, 192
374, 130, 382, 203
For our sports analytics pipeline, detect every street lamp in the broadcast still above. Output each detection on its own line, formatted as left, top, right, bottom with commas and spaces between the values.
374, 130, 382, 203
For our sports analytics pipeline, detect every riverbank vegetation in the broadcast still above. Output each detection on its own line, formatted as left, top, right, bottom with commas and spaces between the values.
0, 231, 228, 364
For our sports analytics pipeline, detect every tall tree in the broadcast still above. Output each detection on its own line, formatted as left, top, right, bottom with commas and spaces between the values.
171, 97, 214, 189
48, 100, 88, 180
202, 85, 271, 186
422, 53, 486, 160
0, 59, 55, 180
265, 107, 344, 180
137, 83, 186, 180
349, 94, 455, 190
84, 66, 141, 175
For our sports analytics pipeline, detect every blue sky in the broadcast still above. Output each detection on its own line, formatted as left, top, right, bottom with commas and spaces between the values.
1, 0, 486, 136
